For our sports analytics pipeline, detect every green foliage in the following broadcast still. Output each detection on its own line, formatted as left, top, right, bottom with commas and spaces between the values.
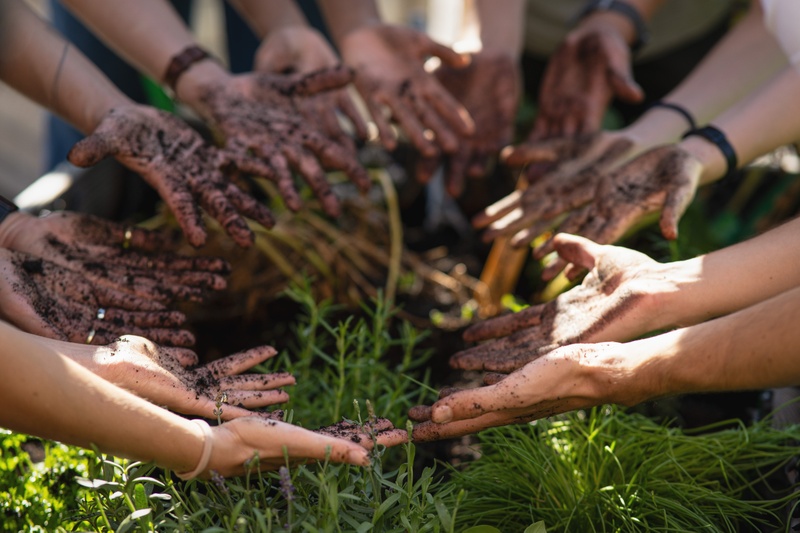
449, 407, 800, 532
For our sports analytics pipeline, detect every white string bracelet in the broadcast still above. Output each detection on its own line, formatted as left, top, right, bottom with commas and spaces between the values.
176, 419, 214, 480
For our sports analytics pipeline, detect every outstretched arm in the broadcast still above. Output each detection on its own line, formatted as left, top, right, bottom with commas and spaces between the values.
0, 321, 401, 477
413, 284, 800, 441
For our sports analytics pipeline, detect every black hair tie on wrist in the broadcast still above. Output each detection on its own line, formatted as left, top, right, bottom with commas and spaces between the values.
0, 195, 19, 226
648, 101, 697, 133
682, 125, 738, 181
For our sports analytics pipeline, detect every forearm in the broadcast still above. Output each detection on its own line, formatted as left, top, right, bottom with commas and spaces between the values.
627, 286, 800, 401
0, 0, 129, 133
631, 2, 785, 141
226, 0, 309, 38
0, 322, 202, 472
317, 0, 381, 46
655, 216, 800, 329
475, 0, 525, 59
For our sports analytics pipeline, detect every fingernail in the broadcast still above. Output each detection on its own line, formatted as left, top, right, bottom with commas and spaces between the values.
432, 406, 453, 424
349, 449, 369, 467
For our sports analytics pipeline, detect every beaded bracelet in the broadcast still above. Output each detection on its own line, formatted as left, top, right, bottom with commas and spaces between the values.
682, 125, 738, 180
176, 419, 214, 480
163, 45, 213, 95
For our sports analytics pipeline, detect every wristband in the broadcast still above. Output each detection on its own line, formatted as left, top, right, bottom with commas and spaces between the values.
648, 101, 697, 133
176, 419, 214, 480
0, 195, 19, 226
574, 0, 650, 54
163, 45, 213, 95
682, 125, 738, 180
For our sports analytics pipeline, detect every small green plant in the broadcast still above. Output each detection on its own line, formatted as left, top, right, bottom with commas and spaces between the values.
448, 407, 800, 532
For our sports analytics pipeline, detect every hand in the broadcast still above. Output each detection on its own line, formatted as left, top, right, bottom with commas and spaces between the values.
0, 249, 195, 345
206, 416, 409, 476
417, 51, 520, 196
189, 67, 371, 217
450, 233, 672, 373
475, 131, 638, 246
68, 104, 275, 248
76, 336, 293, 420
411, 342, 641, 442
532, 23, 643, 140
254, 26, 368, 151
0, 210, 229, 304
535, 145, 702, 280
339, 24, 474, 158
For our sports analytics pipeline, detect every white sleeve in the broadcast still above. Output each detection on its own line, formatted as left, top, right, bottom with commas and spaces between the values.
760, 0, 800, 67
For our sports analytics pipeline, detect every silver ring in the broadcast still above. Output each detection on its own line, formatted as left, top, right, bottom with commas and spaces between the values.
96, 308, 106, 321
122, 227, 134, 249
86, 329, 96, 344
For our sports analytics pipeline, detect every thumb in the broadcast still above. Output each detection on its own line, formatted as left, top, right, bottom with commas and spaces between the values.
608, 65, 644, 103
551, 233, 604, 271
67, 133, 114, 167
659, 186, 694, 241
285, 65, 353, 96
419, 35, 470, 69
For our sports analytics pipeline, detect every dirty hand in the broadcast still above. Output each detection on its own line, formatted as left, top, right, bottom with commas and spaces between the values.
534, 144, 702, 280
189, 67, 370, 218
0, 210, 229, 304
254, 26, 368, 151
417, 51, 520, 196
532, 24, 643, 140
450, 233, 673, 373
0, 249, 195, 346
475, 131, 639, 246
203, 415, 407, 477
411, 342, 640, 442
67, 104, 274, 248
74, 336, 294, 420
339, 24, 474, 158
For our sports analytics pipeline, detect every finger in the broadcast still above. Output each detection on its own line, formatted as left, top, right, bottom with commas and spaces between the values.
373, 428, 409, 448
379, 93, 438, 158
224, 182, 276, 230
445, 148, 470, 197
660, 186, 694, 241
222, 389, 290, 407
508, 219, 556, 248
451, 340, 547, 373
362, 94, 397, 151
411, 413, 507, 442
103, 308, 187, 328
541, 257, 569, 282
103, 224, 170, 252
472, 190, 523, 228
608, 66, 644, 104
412, 91, 460, 154
217, 372, 296, 391
281, 144, 341, 217
415, 155, 440, 185
430, 385, 507, 424
483, 372, 507, 385
285, 65, 353, 96
67, 132, 115, 167
93, 285, 167, 311
205, 345, 279, 378
408, 405, 432, 422
564, 262, 587, 281
301, 131, 371, 193
337, 92, 369, 140
105, 249, 230, 274
197, 185, 255, 248
550, 233, 604, 271
147, 269, 228, 292
463, 304, 543, 342
438, 386, 461, 399
500, 143, 559, 167
419, 37, 470, 69
251, 149, 303, 212
466, 152, 489, 179
533, 207, 591, 260
423, 82, 474, 137
158, 346, 200, 367
141, 172, 207, 248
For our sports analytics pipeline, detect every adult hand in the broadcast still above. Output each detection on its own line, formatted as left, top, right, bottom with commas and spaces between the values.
0, 210, 229, 304
339, 24, 474, 159
450, 233, 672, 373
532, 24, 643, 140
83, 336, 294, 420
0, 249, 195, 345
475, 131, 638, 246
190, 67, 371, 218
417, 51, 520, 196
68, 104, 275, 248
205, 416, 408, 476
254, 26, 368, 151
534, 145, 701, 280
411, 342, 643, 442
